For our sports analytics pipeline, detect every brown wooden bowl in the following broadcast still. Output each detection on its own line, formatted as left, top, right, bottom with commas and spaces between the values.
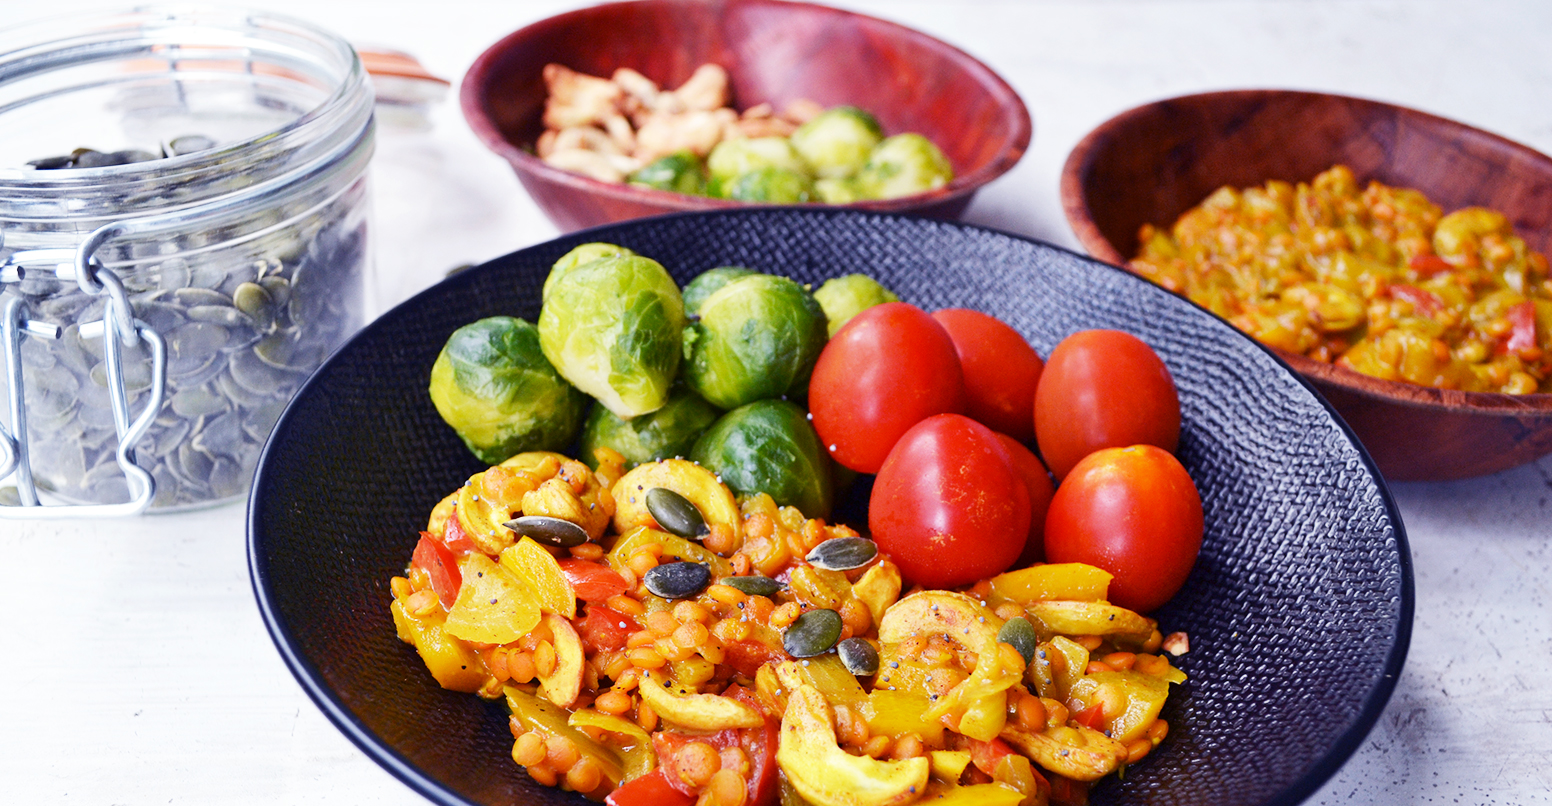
1060, 89, 1552, 481
460, 0, 1030, 233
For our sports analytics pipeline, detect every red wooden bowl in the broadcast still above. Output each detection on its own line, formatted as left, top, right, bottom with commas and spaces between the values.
1061, 89, 1552, 481
461, 0, 1030, 232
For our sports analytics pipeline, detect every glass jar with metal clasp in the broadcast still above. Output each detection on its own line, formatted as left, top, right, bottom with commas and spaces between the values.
0, 6, 375, 516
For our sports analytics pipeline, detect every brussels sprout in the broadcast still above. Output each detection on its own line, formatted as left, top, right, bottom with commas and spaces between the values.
790, 106, 885, 179
628, 151, 708, 196
813, 274, 900, 336
682, 274, 828, 409
691, 399, 834, 518
538, 253, 686, 418
682, 266, 758, 317
543, 242, 635, 301
429, 316, 590, 464
856, 133, 954, 200
707, 137, 810, 186
814, 177, 862, 205
578, 385, 723, 469
720, 166, 815, 204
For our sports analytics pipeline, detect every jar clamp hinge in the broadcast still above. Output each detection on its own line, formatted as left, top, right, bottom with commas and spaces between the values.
1, 229, 167, 518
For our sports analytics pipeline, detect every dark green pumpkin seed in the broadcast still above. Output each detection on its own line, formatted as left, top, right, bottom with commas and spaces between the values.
783, 608, 842, 658
721, 575, 782, 597
836, 637, 880, 676
503, 515, 588, 548
645, 487, 710, 539
644, 561, 712, 599
805, 536, 877, 571
998, 616, 1039, 665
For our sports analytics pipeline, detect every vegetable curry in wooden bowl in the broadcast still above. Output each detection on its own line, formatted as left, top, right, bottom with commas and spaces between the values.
1061, 89, 1552, 481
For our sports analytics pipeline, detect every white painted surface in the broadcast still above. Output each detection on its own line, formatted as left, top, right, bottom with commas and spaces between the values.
3, 1, 1551, 803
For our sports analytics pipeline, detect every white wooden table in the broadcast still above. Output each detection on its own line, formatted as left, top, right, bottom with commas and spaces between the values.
4, 1, 1551, 803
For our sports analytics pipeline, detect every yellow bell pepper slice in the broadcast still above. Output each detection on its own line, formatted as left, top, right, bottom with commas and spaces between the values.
442, 553, 540, 645
500, 537, 576, 618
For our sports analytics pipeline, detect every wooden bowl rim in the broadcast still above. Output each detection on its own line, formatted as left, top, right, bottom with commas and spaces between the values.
459, 0, 1032, 215
1060, 87, 1552, 417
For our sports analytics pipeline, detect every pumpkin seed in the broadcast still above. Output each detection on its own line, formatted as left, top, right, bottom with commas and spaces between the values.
783, 608, 842, 658
721, 575, 781, 597
836, 637, 880, 676
645, 487, 710, 539
643, 561, 712, 599
503, 515, 588, 548
998, 616, 1039, 666
805, 536, 878, 571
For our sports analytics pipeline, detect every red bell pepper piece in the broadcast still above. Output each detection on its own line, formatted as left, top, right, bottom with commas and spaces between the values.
410, 532, 460, 609
557, 558, 631, 602
1073, 703, 1107, 731
1388, 284, 1444, 318
605, 768, 694, 806
722, 640, 787, 679
575, 604, 637, 652
968, 736, 1017, 776
1506, 301, 1538, 355
1408, 253, 1454, 276
440, 507, 477, 553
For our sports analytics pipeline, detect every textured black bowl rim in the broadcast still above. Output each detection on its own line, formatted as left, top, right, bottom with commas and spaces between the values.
248, 207, 1413, 806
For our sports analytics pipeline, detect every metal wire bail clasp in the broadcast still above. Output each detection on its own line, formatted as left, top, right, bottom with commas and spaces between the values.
1, 228, 167, 518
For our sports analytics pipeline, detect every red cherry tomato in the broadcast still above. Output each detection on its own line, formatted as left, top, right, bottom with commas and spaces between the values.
869, 414, 1029, 588
1034, 330, 1180, 481
410, 533, 460, 608
931, 308, 1044, 441
994, 433, 1055, 567
809, 302, 965, 474
1043, 445, 1203, 613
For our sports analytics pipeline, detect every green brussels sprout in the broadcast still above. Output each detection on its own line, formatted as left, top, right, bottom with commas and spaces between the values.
814, 177, 862, 205
720, 166, 815, 203
707, 137, 810, 185
538, 252, 686, 418
682, 274, 828, 409
790, 106, 885, 179
682, 266, 758, 317
628, 151, 708, 196
428, 316, 590, 465
578, 385, 723, 469
856, 133, 954, 200
543, 242, 635, 301
813, 274, 900, 336
691, 399, 833, 518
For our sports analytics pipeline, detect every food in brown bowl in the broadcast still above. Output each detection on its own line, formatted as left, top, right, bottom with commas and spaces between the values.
1060, 89, 1552, 481
460, 0, 1030, 232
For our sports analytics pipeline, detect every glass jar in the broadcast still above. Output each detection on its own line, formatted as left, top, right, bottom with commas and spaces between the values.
0, 6, 374, 515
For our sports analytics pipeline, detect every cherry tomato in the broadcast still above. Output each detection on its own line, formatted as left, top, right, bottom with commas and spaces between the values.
995, 433, 1055, 568
931, 308, 1044, 441
410, 532, 460, 608
556, 558, 630, 602
869, 414, 1029, 588
1034, 329, 1180, 481
809, 302, 964, 474
1043, 445, 1202, 613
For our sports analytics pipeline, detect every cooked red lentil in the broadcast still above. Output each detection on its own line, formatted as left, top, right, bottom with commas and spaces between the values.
1130, 165, 1552, 393
389, 449, 1185, 806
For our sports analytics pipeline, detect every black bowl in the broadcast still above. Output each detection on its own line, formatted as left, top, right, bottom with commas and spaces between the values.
249, 209, 1412, 806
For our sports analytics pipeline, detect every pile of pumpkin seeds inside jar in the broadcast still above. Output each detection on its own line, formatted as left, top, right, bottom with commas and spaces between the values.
3, 138, 367, 508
